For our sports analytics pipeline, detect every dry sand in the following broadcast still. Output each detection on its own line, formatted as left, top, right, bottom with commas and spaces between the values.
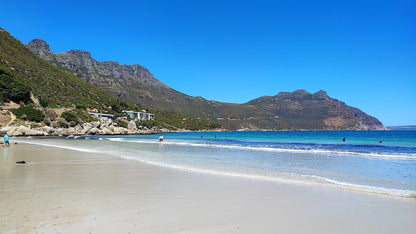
1, 143, 415, 233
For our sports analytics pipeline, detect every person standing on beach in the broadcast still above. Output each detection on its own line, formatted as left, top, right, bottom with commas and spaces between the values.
4, 134, 9, 147
159, 134, 164, 142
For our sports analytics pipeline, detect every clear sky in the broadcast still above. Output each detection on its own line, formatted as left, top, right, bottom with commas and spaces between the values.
1, 0, 415, 126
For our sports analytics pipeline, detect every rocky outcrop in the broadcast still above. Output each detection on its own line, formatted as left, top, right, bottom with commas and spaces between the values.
128, 120, 137, 131
26, 39, 168, 101
1, 117, 162, 137
26, 39, 55, 61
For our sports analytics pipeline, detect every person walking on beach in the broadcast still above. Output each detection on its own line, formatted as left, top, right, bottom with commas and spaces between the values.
4, 134, 9, 147
159, 134, 164, 142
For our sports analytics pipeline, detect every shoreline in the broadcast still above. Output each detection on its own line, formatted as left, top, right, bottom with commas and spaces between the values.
2, 128, 397, 139
1, 143, 416, 233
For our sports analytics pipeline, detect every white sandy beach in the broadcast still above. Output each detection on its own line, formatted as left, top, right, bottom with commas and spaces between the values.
1, 143, 415, 233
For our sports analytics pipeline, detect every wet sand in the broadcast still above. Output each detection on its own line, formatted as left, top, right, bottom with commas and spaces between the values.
1, 143, 415, 233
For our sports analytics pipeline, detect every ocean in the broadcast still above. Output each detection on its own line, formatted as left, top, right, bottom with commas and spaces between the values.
15, 130, 416, 198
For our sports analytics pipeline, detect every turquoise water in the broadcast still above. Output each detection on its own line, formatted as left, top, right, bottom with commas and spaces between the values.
15, 131, 416, 198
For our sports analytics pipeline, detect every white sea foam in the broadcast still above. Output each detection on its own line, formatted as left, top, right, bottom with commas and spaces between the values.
112, 154, 416, 198
14, 139, 103, 154
106, 138, 416, 160
15, 139, 416, 198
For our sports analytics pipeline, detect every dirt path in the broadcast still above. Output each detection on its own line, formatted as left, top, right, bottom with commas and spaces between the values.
6, 111, 16, 126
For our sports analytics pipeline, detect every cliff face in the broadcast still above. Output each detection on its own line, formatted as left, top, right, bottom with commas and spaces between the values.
27, 39, 386, 130
26, 39, 168, 101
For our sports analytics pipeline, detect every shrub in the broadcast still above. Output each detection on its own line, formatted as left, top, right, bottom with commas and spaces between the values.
76, 103, 87, 110
0, 68, 31, 104
11, 106, 44, 122
43, 118, 50, 126
56, 118, 68, 128
39, 98, 49, 108
30, 123, 41, 128
61, 109, 96, 124
61, 111, 79, 124
140, 120, 156, 129
117, 120, 128, 128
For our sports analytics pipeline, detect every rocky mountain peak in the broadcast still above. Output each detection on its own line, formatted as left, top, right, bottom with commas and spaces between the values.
27, 39, 51, 52
27, 39, 54, 60
65, 50, 94, 61
26, 38, 168, 92
314, 90, 329, 99
293, 89, 310, 95
274, 89, 310, 99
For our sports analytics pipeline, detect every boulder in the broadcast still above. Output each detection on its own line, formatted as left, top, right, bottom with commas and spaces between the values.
40, 126, 55, 134
91, 121, 100, 129
10, 126, 30, 136
54, 128, 67, 136
0, 126, 12, 133
82, 123, 92, 133
113, 127, 128, 135
128, 120, 137, 131
88, 127, 99, 135
100, 117, 112, 128
74, 125, 83, 133
99, 128, 113, 135
27, 129, 46, 136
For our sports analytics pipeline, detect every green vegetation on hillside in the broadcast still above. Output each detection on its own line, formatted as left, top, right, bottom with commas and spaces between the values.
61, 109, 97, 124
0, 67, 31, 103
11, 105, 44, 122
145, 109, 221, 131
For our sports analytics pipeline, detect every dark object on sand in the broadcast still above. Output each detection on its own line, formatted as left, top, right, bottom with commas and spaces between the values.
16, 161, 26, 164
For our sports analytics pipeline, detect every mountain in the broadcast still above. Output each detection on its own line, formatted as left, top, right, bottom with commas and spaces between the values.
26, 39, 386, 130
0, 27, 221, 131
245, 90, 385, 130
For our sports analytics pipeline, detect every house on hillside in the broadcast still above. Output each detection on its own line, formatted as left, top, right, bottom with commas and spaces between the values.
122, 110, 155, 121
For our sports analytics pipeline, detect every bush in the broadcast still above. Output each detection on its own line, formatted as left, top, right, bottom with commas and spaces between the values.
11, 106, 44, 122
56, 118, 68, 128
0, 68, 31, 104
117, 120, 128, 128
30, 123, 41, 128
61, 111, 79, 124
76, 103, 87, 110
43, 118, 50, 126
60, 110, 96, 125
140, 120, 156, 129
39, 98, 49, 108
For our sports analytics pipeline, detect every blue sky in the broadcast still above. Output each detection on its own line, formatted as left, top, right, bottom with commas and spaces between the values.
1, 0, 415, 126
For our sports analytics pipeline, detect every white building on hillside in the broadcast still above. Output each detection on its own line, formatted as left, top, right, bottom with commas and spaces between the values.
122, 110, 155, 121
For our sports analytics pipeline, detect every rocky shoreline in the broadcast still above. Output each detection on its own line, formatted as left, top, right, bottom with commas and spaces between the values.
1, 117, 166, 137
